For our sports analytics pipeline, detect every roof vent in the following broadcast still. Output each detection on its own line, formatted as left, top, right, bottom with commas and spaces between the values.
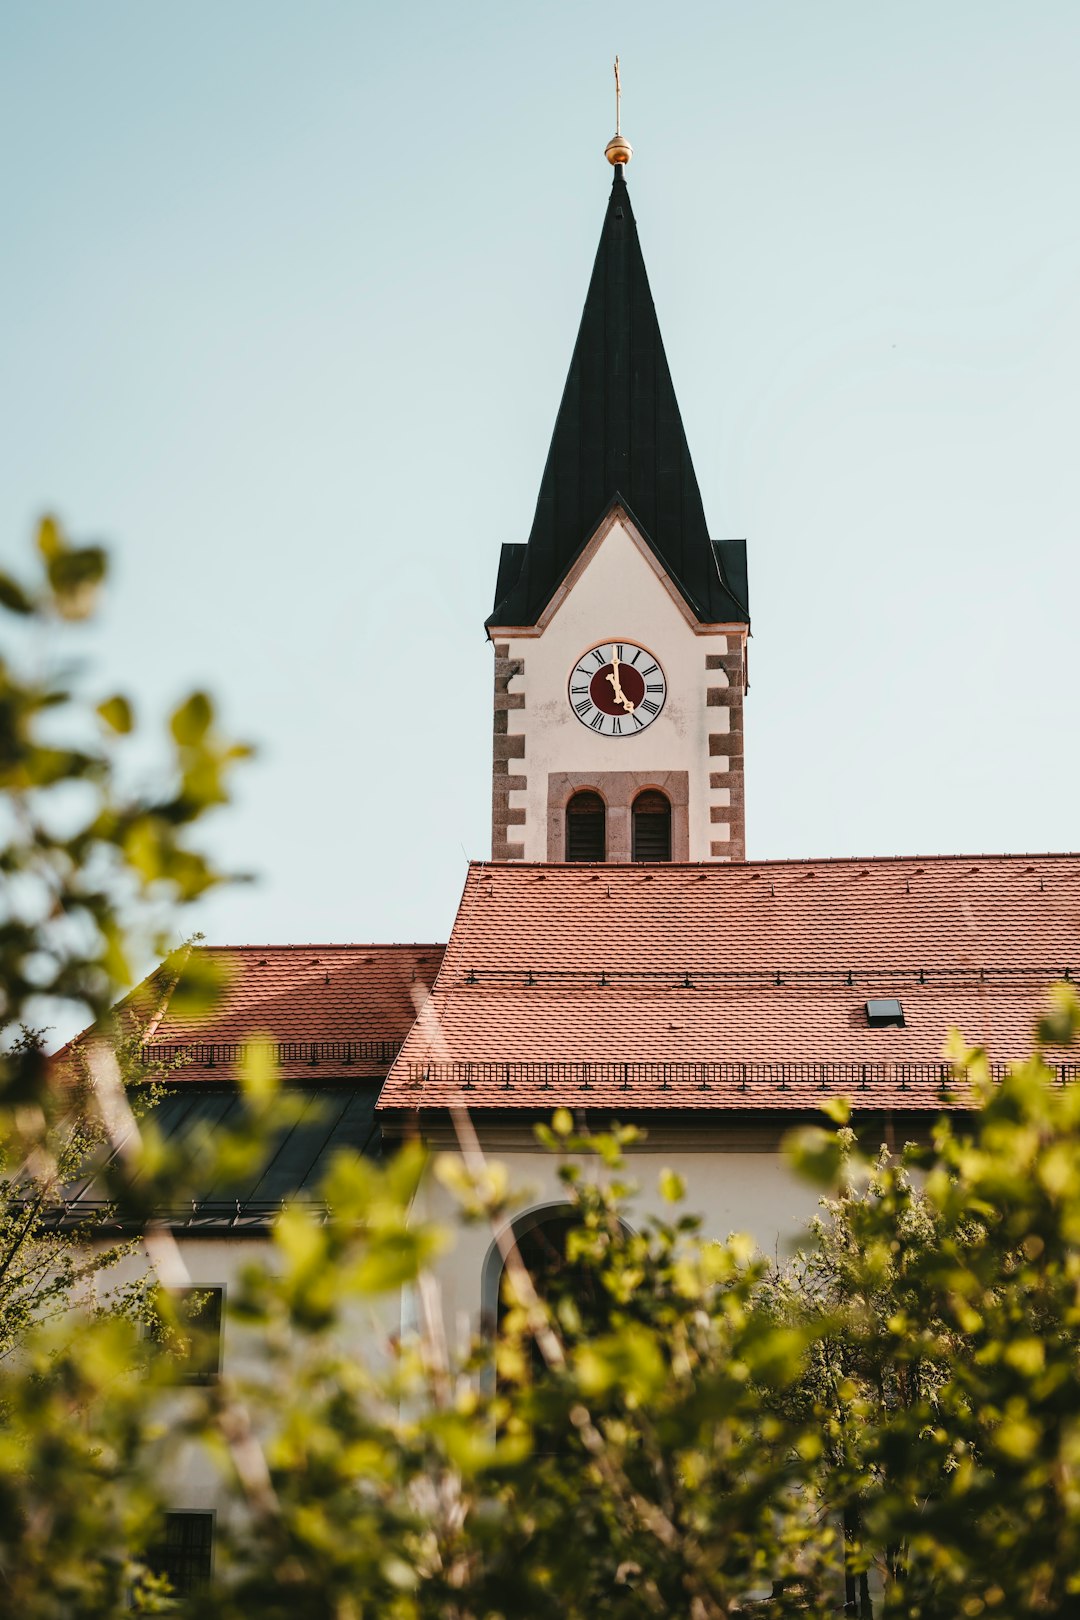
866, 998, 905, 1029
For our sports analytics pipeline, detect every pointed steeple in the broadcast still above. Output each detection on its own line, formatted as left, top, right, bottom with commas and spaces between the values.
488, 165, 748, 628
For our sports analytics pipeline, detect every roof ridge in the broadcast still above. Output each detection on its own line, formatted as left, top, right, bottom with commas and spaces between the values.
187, 942, 448, 952
468, 853, 1080, 872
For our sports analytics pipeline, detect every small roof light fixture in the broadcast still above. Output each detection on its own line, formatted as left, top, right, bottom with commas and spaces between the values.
866, 998, 905, 1029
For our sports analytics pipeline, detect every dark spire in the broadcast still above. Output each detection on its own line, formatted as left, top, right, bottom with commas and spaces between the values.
488, 168, 748, 628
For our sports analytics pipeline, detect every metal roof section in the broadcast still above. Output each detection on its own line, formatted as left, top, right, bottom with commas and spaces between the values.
53, 1084, 383, 1233
488, 168, 749, 630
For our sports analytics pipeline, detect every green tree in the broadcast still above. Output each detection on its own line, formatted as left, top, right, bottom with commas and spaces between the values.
779, 995, 1080, 1617
0, 518, 253, 1612
195, 1117, 835, 1620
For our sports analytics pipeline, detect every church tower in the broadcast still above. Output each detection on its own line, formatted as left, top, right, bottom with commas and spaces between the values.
487, 112, 749, 865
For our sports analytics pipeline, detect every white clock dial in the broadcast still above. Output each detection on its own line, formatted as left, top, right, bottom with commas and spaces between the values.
567, 641, 667, 736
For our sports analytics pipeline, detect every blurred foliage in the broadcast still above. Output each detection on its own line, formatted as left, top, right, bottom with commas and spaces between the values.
770, 1012, 1080, 1617
0, 518, 254, 1610
4, 521, 1080, 1617
0, 514, 249, 1122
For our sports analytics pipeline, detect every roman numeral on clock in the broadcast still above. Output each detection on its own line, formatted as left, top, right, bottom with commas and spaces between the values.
641, 662, 658, 677
641, 699, 659, 715
589, 713, 604, 730
592, 648, 607, 666
646, 683, 663, 693
575, 699, 592, 716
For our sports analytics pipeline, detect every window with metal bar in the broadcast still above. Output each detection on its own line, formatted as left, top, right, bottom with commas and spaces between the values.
632, 789, 671, 861
565, 790, 605, 862
149, 1512, 214, 1596
163, 1287, 223, 1383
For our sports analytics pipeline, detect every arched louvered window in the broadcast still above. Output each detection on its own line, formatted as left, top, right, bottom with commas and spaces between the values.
632, 789, 671, 862
565, 790, 605, 862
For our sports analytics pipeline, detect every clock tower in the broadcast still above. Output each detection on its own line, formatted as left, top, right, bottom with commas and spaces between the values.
487, 131, 749, 865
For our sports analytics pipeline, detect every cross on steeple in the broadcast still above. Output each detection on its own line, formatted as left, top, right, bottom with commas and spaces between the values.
605, 56, 633, 168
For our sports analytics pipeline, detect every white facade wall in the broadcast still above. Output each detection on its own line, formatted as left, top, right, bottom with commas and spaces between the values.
102, 1136, 838, 1527
415, 1135, 828, 1333
104, 1139, 824, 1410
103, 1235, 400, 1512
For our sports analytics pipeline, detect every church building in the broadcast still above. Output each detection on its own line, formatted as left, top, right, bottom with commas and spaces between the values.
71, 120, 1080, 1588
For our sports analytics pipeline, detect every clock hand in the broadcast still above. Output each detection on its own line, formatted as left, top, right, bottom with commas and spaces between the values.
605, 666, 636, 713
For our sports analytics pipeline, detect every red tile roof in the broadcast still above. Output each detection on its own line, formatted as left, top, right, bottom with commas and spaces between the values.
144, 944, 444, 1081
378, 856, 1080, 1113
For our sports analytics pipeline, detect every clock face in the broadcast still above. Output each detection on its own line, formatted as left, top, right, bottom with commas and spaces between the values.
567, 641, 667, 736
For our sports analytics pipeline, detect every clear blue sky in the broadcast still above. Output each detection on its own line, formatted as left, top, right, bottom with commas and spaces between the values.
3, 1, 1078, 955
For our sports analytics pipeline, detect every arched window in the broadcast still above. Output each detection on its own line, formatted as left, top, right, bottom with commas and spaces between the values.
499, 1211, 606, 1339
565, 790, 605, 862
632, 789, 671, 862
487, 1207, 621, 1420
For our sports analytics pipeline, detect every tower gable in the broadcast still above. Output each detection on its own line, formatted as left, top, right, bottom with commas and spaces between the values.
489, 507, 746, 864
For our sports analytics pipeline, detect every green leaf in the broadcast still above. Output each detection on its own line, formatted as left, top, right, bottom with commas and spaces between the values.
166, 951, 230, 1018
820, 1094, 851, 1125
1037, 982, 1080, 1048
353, 1227, 447, 1294
574, 1323, 667, 1403
276, 1203, 327, 1274
321, 1149, 380, 1222
0, 572, 33, 614
36, 512, 63, 560
96, 694, 134, 734
659, 1167, 685, 1203
237, 1039, 280, 1107
170, 691, 213, 745
46, 543, 107, 620
785, 1125, 847, 1188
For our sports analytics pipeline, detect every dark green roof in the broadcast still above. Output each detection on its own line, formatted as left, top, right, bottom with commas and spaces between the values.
53, 1084, 383, 1233
488, 167, 748, 629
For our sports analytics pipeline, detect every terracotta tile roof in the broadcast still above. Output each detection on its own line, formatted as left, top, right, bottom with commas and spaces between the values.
143, 944, 445, 1081
378, 856, 1080, 1113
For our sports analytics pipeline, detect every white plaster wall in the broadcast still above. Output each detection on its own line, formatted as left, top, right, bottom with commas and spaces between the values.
85, 1143, 821, 1518
416, 1142, 827, 1334
101, 1235, 400, 1513
504, 517, 729, 861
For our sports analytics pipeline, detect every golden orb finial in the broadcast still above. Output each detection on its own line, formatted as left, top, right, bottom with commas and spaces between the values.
605, 56, 633, 167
